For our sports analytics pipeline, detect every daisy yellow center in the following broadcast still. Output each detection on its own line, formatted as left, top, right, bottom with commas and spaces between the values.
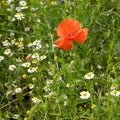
82, 92, 87, 97
113, 90, 117, 94
86, 73, 92, 77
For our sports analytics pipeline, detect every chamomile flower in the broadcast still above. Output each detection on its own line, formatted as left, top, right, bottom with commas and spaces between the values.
28, 42, 33, 47
2, 40, 11, 46
10, 32, 15, 37
32, 52, 39, 59
8, 65, 16, 71
31, 97, 41, 103
27, 67, 37, 73
0, 56, 4, 62
25, 27, 30, 31
21, 62, 31, 67
40, 55, 47, 60
15, 87, 22, 93
35, 44, 42, 50
18, 37, 23, 41
80, 91, 90, 99
29, 83, 34, 89
19, 0, 27, 7
33, 39, 41, 46
44, 85, 50, 92
14, 12, 25, 20
84, 72, 94, 80
11, 39, 16, 44
46, 79, 53, 85
110, 90, 120, 96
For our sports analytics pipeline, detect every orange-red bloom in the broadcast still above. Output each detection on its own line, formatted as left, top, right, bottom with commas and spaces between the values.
26, 54, 31, 61
54, 18, 89, 50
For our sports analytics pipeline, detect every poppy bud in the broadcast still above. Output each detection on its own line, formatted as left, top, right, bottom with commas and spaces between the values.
26, 54, 31, 61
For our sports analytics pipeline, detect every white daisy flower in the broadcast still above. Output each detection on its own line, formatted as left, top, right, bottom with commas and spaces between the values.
19, 1, 27, 7
29, 83, 34, 89
15, 87, 22, 93
25, 27, 30, 31
2, 40, 11, 46
0, 56, 4, 62
18, 37, 23, 41
32, 52, 39, 59
111, 90, 120, 96
11, 39, 16, 44
10, 32, 15, 37
35, 44, 42, 50
40, 55, 47, 60
31, 97, 41, 103
28, 42, 33, 47
4, 49, 11, 55
44, 85, 50, 92
46, 79, 53, 85
80, 91, 90, 99
8, 65, 16, 71
15, 7, 22, 12
33, 39, 41, 46
21, 62, 31, 67
27, 67, 37, 73
14, 12, 25, 20
84, 72, 94, 80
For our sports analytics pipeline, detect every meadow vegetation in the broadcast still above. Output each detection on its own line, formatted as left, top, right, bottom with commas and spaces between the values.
0, 0, 120, 119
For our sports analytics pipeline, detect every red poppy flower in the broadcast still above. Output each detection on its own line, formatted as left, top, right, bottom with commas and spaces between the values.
54, 18, 89, 50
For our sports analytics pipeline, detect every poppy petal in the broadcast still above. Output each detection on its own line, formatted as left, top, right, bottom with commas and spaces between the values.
57, 18, 81, 37
54, 38, 73, 50
74, 28, 89, 43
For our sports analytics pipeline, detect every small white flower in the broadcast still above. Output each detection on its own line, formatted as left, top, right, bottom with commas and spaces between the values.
84, 72, 94, 80
2, 40, 11, 46
31, 97, 41, 103
18, 37, 23, 41
14, 12, 25, 20
25, 27, 30, 31
111, 90, 120, 96
33, 39, 41, 46
32, 52, 39, 59
44, 85, 50, 92
8, 65, 16, 71
29, 83, 34, 89
64, 101, 67, 107
15, 87, 22, 93
28, 42, 33, 47
0, 56, 4, 62
19, 1, 27, 7
15, 7, 22, 12
35, 44, 42, 50
27, 67, 37, 73
21, 62, 31, 67
80, 91, 90, 99
10, 32, 15, 37
46, 79, 53, 85
11, 39, 16, 44
97, 65, 102, 69
66, 83, 71, 88
40, 55, 47, 60
13, 114, 20, 119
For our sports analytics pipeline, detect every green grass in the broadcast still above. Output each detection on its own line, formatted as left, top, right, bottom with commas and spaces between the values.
0, 0, 120, 119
